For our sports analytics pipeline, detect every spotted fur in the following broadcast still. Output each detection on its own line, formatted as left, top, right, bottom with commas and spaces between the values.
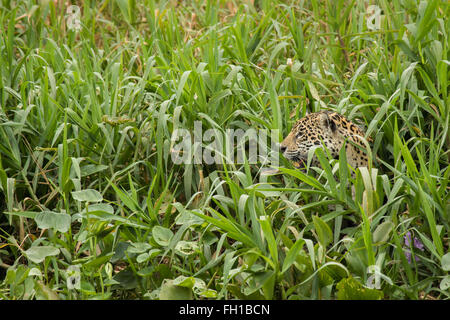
280, 111, 370, 169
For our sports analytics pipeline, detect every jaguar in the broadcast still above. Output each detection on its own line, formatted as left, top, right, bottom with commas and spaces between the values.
280, 111, 370, 170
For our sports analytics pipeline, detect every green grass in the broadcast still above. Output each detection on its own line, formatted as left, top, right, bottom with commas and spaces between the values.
0, 0, 448, 300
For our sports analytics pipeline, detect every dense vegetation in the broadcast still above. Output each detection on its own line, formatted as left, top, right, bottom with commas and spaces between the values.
0, 0, 448, 300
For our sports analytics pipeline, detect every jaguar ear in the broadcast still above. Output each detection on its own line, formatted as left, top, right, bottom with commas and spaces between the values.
321, 112, 337, 132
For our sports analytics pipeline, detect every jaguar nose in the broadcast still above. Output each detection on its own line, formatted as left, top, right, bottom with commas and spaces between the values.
280, 145, 287, 153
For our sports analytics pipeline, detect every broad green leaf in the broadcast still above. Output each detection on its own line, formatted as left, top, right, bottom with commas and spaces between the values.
172, 276, 196, 289
440, 276, 450, 291
191, 277, 218, 298
136, 253, 149, 263
197, 289, 218, 298
25, 246, 60, 264
35, 211, 71, 233
159, 279, 193, 300
112, 269, 138, 290
242, 270, 276, 299
312, 215, 333, 247
152, 226, 173, 247
80, 164, 108, 177
35, 281, 59, 300
175, 241, 199, 256
79, 203, 114, 215
258, 216, 278, 267
71, 189, 103, 202
336, 276, 383, 300
127, 242, 152, 254
372, 221, 394, 244
281, 238, 305, 274
415, 0, 438, 42
441, 253, 450, 271
137, 266, 155, 277
80, 281, 96, 295
83, 253, 114, 270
